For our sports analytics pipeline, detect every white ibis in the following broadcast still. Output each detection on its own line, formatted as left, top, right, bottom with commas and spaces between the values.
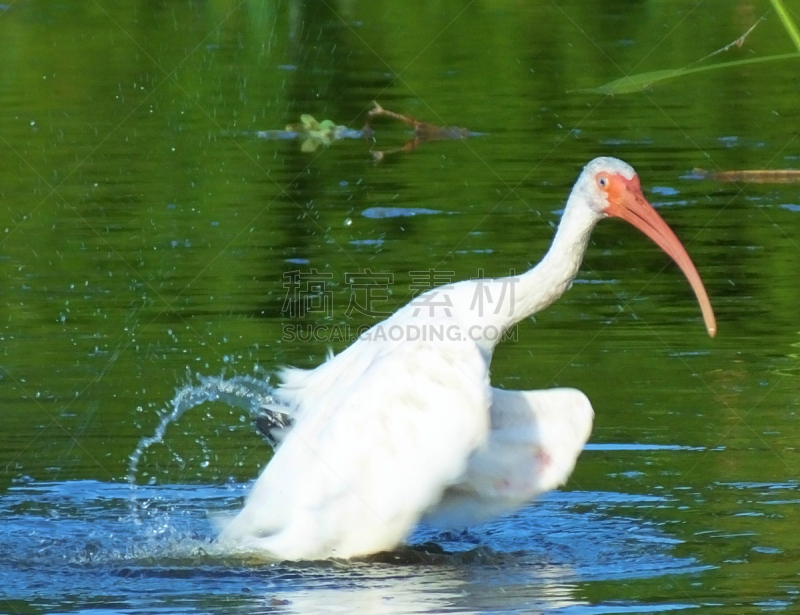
217, 157, 716, 560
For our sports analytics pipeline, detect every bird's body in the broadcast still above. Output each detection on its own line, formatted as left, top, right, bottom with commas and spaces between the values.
217, 157, 716, 560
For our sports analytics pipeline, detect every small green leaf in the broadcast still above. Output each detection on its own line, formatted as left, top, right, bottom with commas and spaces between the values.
300, 114, 319, 130
300, 138, 319, 152
579, 69, 684, 95
579, 52, 800, 95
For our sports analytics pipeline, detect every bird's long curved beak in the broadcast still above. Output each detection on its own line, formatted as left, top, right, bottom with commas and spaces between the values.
606, 176, 717, 337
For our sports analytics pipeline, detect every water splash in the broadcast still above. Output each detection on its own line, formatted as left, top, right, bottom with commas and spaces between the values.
127, 373, 278, 488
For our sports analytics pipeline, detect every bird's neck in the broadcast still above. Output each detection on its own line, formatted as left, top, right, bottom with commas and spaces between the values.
479, 201, 599, 339
519, 204, 597, 318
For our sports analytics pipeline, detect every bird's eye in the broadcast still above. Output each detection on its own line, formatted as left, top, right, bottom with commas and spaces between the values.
598, 176, 608, 188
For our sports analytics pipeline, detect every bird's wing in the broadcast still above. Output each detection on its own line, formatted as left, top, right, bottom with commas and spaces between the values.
423, 387, 594, 528
218, 337, 492, 560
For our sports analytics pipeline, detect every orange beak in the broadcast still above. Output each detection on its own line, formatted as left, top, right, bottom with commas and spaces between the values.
605, 174, 717, 338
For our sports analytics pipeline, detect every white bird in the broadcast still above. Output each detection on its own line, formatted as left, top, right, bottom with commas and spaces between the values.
217, 157, 716, 561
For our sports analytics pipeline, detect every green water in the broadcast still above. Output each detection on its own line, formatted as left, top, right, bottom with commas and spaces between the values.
2, 1, 800, 613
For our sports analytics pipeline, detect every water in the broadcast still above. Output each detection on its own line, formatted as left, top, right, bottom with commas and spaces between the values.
1, 478, 709, 614
2, 0, 800, 613
126, 373, 278, 487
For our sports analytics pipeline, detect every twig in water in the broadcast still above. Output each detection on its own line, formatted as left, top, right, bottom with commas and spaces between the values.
688, 18, 765, 67
694, 168, 800, 183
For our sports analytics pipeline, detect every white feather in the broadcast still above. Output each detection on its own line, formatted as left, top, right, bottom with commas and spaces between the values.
216, 156, 709, 560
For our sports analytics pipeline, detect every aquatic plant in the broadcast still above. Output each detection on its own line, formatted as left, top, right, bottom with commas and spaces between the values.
585, 0, 800, 94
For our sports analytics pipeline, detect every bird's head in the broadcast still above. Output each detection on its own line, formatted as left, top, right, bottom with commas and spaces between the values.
576, 156, 717, 337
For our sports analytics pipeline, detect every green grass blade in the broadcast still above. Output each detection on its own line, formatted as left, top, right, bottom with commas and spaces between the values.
577, 52, 800, 95
771, 0, 800, 52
